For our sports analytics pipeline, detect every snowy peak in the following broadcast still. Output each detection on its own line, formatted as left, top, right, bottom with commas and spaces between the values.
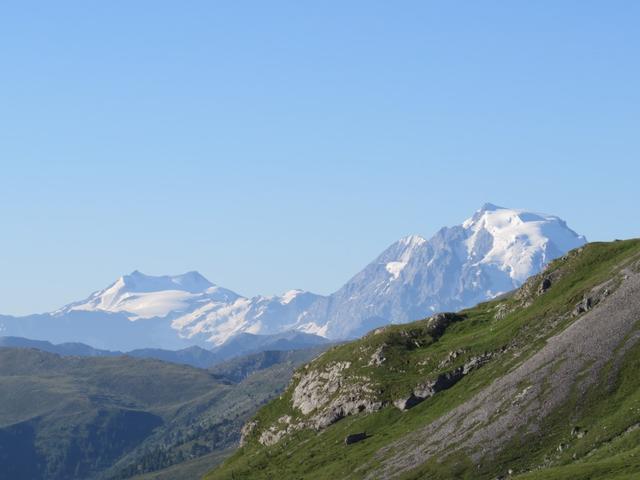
400, 234, 427, 246
119, 270, 214, 294
56, 270, 323, 347
317, 204, 587, 339
58, 270, 240, 320
280, 289, 305, 305
462, 202, 506, 228
479, 202, 502, 212
43, 204, 586, 349
384, 234, 427, 280
462, 205, 586, 282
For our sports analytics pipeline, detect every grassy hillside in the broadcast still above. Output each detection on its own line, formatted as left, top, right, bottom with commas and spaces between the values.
206, 239, 640, 480
0, 347, 323, 480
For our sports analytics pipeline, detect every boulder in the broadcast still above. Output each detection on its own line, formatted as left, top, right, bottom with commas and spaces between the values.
344, 432, 368, 445
538, 277, 552, 294
368, 344, 386, 367
425, 312, 464, 339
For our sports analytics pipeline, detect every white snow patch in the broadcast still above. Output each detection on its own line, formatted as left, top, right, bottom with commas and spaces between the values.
385, 234, 426, 280
385, 261, 407, 279
280, 289, 303, 305
463, 205, 586, 282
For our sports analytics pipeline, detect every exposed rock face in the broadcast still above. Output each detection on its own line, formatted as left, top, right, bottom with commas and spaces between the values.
254, 360, 384, 446
291, 361, 382, 430
538, 277, 552, 294
292, 361, 352, 415
239, 420, 258, 447
368, 344, 386, 366
438, 349, 464, 369
310, 386, 382, 430
394, 353, 494, 411
250, 311, 473, 446
258, 415, 297, 446
424, 313, 464, 339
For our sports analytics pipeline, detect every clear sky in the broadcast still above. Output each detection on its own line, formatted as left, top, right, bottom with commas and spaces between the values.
1, 1, 638, 315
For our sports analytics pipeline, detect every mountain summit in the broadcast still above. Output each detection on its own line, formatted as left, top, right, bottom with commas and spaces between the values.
58, 270, 239, 320
2, 205, 586, 349
303, 204, 587, 338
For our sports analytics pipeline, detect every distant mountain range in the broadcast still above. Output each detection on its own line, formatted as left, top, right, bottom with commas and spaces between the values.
0, 331, 329, 368
0, 204, 586, 351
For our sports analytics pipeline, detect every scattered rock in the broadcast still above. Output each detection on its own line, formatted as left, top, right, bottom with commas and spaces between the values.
278, 415, 292, 425
368, 344, 387, 367
393, 394, 424, 410
239, 420, 258, 446
438, 349, 463, 369
494, 303, 510, 320
395, 353, 494, 411
259, 426, 289, 446
513, 260, 572, 308
571, 426, 586, 439
462, 353, 492, 374
573, 296, 593, 316
572, 279, 618, 317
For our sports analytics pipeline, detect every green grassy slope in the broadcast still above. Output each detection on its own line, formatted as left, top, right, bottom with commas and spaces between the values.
129, 449, 234, 480
206, 239, 640, 480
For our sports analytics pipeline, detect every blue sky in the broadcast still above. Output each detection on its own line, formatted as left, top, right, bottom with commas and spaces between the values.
1, 1, 638, 314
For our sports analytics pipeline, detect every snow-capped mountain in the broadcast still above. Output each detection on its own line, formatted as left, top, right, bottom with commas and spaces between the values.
57, 270, 240, 319
53, 270, 324, 346
307, 203, 586, 339
1, 204, 586, 350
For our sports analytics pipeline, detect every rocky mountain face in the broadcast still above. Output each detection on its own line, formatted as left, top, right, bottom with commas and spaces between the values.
207, 239, 640, 480
0, 205, 585, 351
302, 204, 583, 339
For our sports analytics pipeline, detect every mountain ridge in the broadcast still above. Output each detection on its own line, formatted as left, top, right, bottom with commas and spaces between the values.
0, 205, 586, 350
0, 332, 329, 368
